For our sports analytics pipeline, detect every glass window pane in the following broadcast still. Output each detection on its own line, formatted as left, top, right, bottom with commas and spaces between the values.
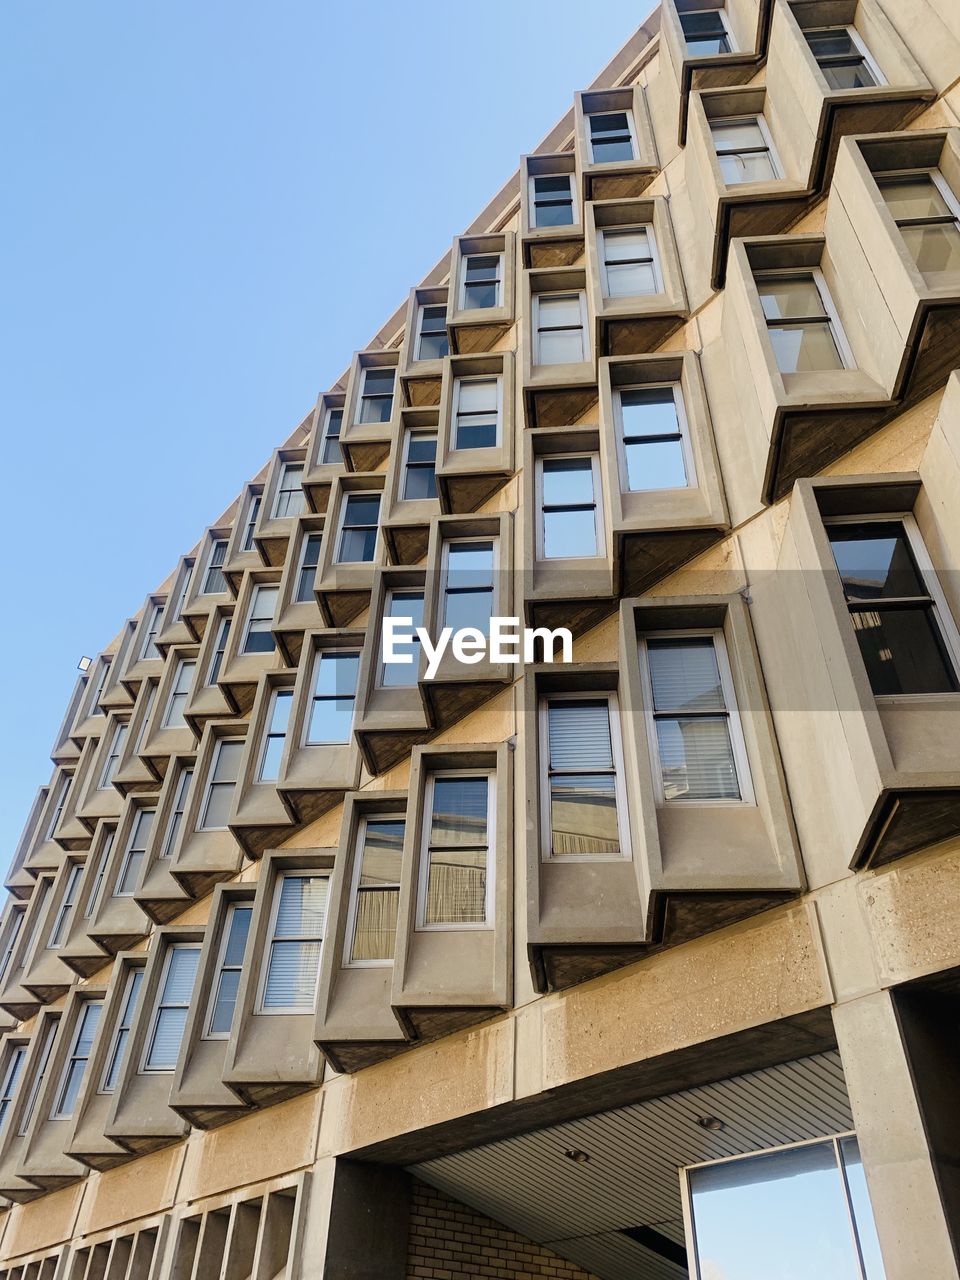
534, 175, 572, 196
464, 281, 498, 308
443, 589, 494, 635
850, 606, 958, 694
382, 593, 424, 687
446, 542, 494, 586
456, 418, 498, 450
718, 151, 778, 184
621, 387, 679, 436
543, 508, 597, 558
208, 968, 240, 1036
163, 947, 201, 1002
758, 276, 827, 319
425, 849, 486, 925
625, 438, 688, 490
538, 294, 583, 327
879, 175, 951, 221
827, 524, 928, 600
648, 637, 725, 712
900, 223, 960, 279
359, 821, 405, 886
839, 1136, 887, 1280
590, 111, 630, 138
605, 261, 658, 297
343, 493, 381, 525
201, 784, 233, 830
262, 940, 322, 1009
542, 457, 595, 506
464, 256, 499, 281
212, 741, 243, 783
656, 716, 740, 800
312, 651, 360, 697
338, 527, 378, 563
535, 202, 575, 228
430, 777, 488, 847
680, 10, 727, 37
689, 1143, 866, 1280
259, 735, 285, 782
351, 888, 400, 961
591, 138, 634, 163
822, 62, 878, 89
548, 701, 614, 769
711, 119, 767, 151
56, 1060, 86, 1118
361, 368, 394, 395
403, 465, 437, 501
147, 1008, 188, 1068
767, 322, 844, 372
308, 696, 355, 744
551, 775, 620, 855
603, 228, 651, 262
275, 875, 328, 935
685, 31, 731, 54
223, 907, 252, 966
457, 379, 498, 413
805, 28, 860, 57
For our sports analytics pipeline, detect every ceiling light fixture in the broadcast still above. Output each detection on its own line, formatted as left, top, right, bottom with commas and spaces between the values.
696, 1115, 725, 1132
563, 1148, 591, 1164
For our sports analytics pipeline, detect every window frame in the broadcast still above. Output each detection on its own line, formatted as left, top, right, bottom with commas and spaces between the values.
439, 536, 499, 634
538, 691, 632, 863
295, 531, 323, 603
804, 23, 885, 89
0, 1044, 26, 1133
319, 405, 344, 465
377, 588, 425, 689
528, 172, 578, 229
198, 738, 244, 832
400, 427, 439, 502
754, 265, 855, 372
140, 943, 201, 1074
240, 583, 279, 655
637, 628, 756, 806
255, 871, 330, 1015
535, 453, 605, 561
459, 252, 504, 312
710, 113, 783, 185
203, 902, 253, 1040
334, 490, 381, 565
614, 381, 697, 493
17, 1019, 58, 1137
138, 602, 164, 661
162, 658, 196, 728
272, 461, 306, 520
679, 6, 735, 56
343, 814, 405, 969
533, 290, 590, 366
201, 539, 229, 596
46, 862, 83, 949
452, 373, 503, 451
599, 223, 664, 299
822, 509, 960, 697
51, 999, 102, 1121
586, 107, 640, 166
160, 765, 194, 858
414, 303, 450, 362
97, 722, 128, 790
256, 687, 294, 783
304, 648, 360, 746
114, 808, 156, 897
83, 830, 114, 920
415, 769, 496, 932
357, 365, 396, 425
241, 492, 262, 552
207, 616, 232, 686
99, 966, 144, 1094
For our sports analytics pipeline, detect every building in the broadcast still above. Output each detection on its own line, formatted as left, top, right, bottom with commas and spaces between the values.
1, 1, 960, 1275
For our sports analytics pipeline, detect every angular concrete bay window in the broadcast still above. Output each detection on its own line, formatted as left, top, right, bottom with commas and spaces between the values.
87, 797, 155, 956
168, 722, 247, 897
380, 409, 441, 564
435, 352, 515, 514
303, 390, 346, 513
523, 665, 650, 992
524, 270, 595, 403
0, 1012, 61, 1201
275, 630, 365, 826
97, 623, 138, 714
137, 644, 199, 780
315, 793, 411, 1072
522, 427, 616, 638
228, 671, 298, 857
314, 472, 386, 627
253, 447, 309, 567
214, 569, 284, 715
573, 85, 659, 201
156, 554, 198, 653
520, 154, 582, 267
132, 755, 195, 923
222, 485, 264, 593
103, 926, 204, 1156
121, 593, 168, 692
391, 742, 512, 1040
44, 742, 94, 854
221, 851, 333, 1106
183, 605, 235, 729
339, 350, 399, 472
400, 285, 449, 397
74, 713, 129, 831
169, 883, 254, 1129
585, 197, 688, 355
19, 855, 86, 1003
68, 653, 112, 747
353, 567, 432, 775
49, 674, 87, 768
112, 676, 161, 796
22, 768, 75, 878
178, 526, 234, 642
64, 952, 147, 1170
722, 234, 889, 506
0, 883, 50, 1021
447, 232, 516, 353
57, 821, 117, 978
272, 513, 326, 666
618, 594, 803, 943
599, 351, 728, 595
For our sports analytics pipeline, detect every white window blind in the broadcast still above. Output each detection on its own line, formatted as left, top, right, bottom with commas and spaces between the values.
144, 946, 200, 1071
261, 875, 329, 1010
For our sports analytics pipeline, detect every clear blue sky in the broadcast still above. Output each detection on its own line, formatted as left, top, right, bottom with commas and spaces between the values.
0, 2, 649, 856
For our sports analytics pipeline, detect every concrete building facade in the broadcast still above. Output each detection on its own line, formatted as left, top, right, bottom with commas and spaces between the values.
2, 2, 960, 1276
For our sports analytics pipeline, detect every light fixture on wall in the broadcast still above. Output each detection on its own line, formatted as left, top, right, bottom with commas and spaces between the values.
77, 656, 92, 672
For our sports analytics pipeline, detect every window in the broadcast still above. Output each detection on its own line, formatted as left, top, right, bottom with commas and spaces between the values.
258, 689, 293, 783
160, 767, 193, 858
616, 384, 693, 491
260, 874, 329, 1011
639, 633, 752, 802
272, 462, 306, 519
241, 585, 278, 655
47, 863, 82, 949
541, 695, 630, 858
804, 24, 883, 89
143, 945, 201, 1071
208, 618, 231, 685
711, 116, 780, 185
877, 169, 960, 284
346, 818, 404, 964
101, 968, 143, 1092
295, 533, 323, 603
320, 407, 343, 465
17, 1021, 57, 1136
199, 741, 243, 830
202, 540, 228, 595
305, 650, 359, 744
0, 911, 24, 983
756, 269, 849, 373
52, 1000, 102, 1120
538, 456, 603, 559
460, 254, 503, 310
139, 603, 164, 661
402, 431, 438, 500
205, 904, 252, 1037
43, 775, 71, 842
415, 304, 449, 360
357, 367, 395, 424
135, 683, 156, 752
600, 226, 662, 298
530, 174, 576, 228
453, 376, 500, 450
115, 809, 155, 896
90, 660, 111, 713
172, 565, 193, 622
534, 292, 588, 365
98, 723, 128, 790
442, 540, 495, 635
0, 1047, 26, 1132
826, 517, 960, 695
679, 7, 732, 55
83, 831, 114, 920
242, 494, 261, 552
380, 590, 424, 687
163, 659, 196, 728
418, 774, 493, 927
335, 493, 380, 563
685, 1136, 885, 1280
588, 111, 636, 164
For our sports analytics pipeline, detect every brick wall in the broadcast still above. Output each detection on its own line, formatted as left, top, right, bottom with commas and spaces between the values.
407, 1180, 601, 1280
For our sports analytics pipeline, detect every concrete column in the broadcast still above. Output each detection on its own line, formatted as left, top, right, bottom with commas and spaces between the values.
834, 991, 959, 1280
296, 1155, 410, 1280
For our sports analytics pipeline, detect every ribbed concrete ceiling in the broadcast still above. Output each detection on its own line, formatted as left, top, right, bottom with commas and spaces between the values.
410, 1051, 852, 1280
